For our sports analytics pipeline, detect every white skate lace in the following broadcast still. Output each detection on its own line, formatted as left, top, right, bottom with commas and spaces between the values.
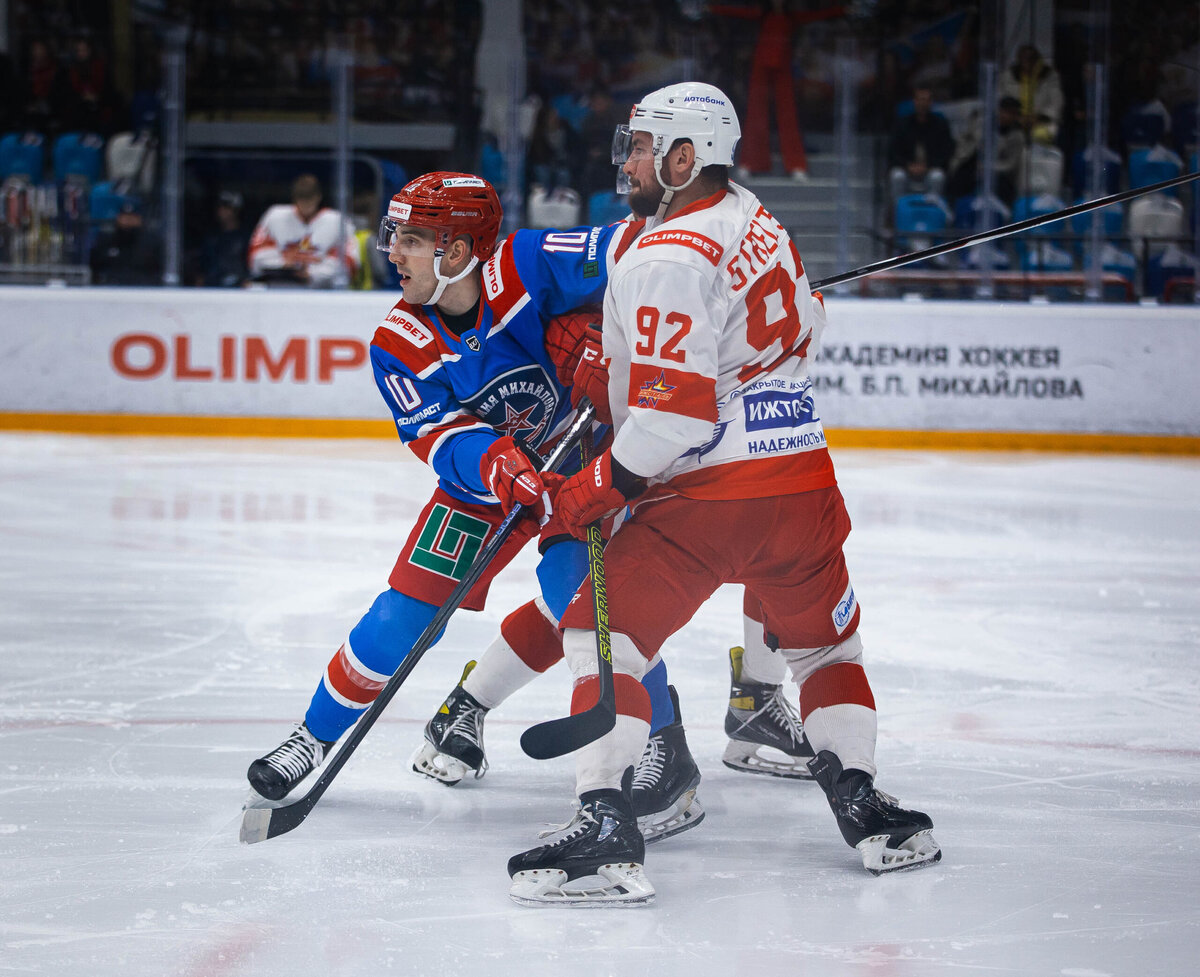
631, 735, 665, 790
440, 705, 489, 777
263, 724, 320, 781
763, 689, 804, 747
536, 806, 596, 842
443, 708, 484, 748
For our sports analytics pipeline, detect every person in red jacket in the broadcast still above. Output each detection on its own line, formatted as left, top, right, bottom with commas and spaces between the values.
711, 0, 845, 180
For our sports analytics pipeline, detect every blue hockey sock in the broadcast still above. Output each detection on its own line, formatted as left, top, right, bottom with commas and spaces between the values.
643, 659, 674, 733
536, 538, 589, 621
304, 588, 443, 743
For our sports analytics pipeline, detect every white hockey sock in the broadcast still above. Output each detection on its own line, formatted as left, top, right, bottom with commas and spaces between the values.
462, 598, 562, 709
785, 633, 877, 777
575, 713, 651, 796
802, 703, 877, 779
461, 634, 540, 710
739, 612, 788, 686
563, 629, 652, 796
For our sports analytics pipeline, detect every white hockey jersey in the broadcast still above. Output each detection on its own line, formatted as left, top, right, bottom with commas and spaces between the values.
248, 204, 359, 287
602, 183, 834, 500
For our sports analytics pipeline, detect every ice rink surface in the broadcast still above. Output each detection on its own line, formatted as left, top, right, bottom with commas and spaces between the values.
2, 433, 1198, 977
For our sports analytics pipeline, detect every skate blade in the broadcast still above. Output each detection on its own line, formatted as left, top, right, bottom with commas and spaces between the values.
639, 794, 706, 845
722, 741, 815, 780
509, 864, 655, 907
856, 829, 942, 876
410, 741, 471, 787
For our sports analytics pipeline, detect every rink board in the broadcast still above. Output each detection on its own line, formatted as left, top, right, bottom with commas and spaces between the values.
0, 287, 1197, 450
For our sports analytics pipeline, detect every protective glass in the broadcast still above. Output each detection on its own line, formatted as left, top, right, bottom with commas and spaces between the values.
376, 218, 439, 256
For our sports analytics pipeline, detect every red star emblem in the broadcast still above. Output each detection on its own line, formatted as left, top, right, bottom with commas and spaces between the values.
496, 402, 541, 438
637, 371, 676, 409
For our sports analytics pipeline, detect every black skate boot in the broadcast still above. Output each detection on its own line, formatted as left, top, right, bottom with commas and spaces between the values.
723, 646, 815, 778
808, 750, 941, 875
631, 685, 705, 843
247, 722, 336, 801
509, 770, 654, 906
411, 661, 489, 786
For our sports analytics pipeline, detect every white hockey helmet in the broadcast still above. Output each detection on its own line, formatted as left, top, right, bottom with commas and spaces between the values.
612, 82, 741, 205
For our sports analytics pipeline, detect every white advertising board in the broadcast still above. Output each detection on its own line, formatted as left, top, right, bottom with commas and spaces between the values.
812, 300, 1200, 436
0, 288, 1197, 438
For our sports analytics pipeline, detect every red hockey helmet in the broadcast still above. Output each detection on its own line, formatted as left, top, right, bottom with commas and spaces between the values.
377, 172, 503, 262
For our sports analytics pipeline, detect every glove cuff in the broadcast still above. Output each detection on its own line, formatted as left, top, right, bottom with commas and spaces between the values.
609, 454, 647, 501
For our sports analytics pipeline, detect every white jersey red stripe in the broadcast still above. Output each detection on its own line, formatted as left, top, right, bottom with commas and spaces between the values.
602, 184, 834, 500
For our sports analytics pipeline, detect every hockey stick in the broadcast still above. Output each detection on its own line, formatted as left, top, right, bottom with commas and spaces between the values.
518, 428, 616, 760
240, 403, 597, 844
810, 168, 1200, 290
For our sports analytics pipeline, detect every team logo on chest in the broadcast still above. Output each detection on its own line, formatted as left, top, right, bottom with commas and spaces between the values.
461, 364, 558, 447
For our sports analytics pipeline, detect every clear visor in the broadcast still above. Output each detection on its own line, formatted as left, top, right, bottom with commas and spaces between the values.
611, 124, 659, 165
612, 124, 658, 196
376, 218, 440, 256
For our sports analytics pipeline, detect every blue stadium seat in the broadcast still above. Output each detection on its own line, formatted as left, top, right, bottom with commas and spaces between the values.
89, 181, 132, 222
1171, 101, 1197, 156
1013, 194, 1068, 230
953, 193, 1010, 231
894, 193, 950, 233
587, 190, 630, 226
1068, 198, 1124, 258
1128, 145, 1183, 195
1013, 194, 1069, 269
0, 132, 46, 183
53, 132, 105, 185
894, 193, 951, 264
1146, 244, 1199, 301
1081, 241, 1136, 278
1121, 104, 1169, 149
953, 194, 1012, 269
1070, 146, 1122, 198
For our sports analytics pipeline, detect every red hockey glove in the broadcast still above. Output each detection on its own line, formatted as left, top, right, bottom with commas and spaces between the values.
544, 308, 599, 388
570, 327, 612, 425
480, 437, 551, 522
544, 450, 641, 540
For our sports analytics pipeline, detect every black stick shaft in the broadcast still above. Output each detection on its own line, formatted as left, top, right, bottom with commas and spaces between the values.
243, 404, 596, 840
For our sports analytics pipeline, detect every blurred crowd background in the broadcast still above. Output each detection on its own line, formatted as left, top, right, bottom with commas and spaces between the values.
0, 0, 1196, 302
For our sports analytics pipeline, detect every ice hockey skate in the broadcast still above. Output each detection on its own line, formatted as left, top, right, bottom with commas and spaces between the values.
723, 646, 816, 778
246, 722, 335, 801
411, 661, 489, 786
631, 685, 705, 843
808, 750, 941, 875
509, 776, 654, 907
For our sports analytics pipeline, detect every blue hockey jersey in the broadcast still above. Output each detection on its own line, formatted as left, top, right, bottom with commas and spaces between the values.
370, 222, 642, 504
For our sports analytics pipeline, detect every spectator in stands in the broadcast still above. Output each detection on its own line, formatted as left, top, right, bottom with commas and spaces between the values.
525, 99, 575, 194
60, 33, 119, 135
998, 44, 1063, 147
15, 37, 66, 134
1118, 69, 1173, 152
89, 199, 162, 286
247, 174, 359, 288
576, 86, 627, 199
946, 96, 1025, 206
887, 84, 955, 202
0, 50, 18, 133
196, 190, 250, 288
711, 0, 847, 181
